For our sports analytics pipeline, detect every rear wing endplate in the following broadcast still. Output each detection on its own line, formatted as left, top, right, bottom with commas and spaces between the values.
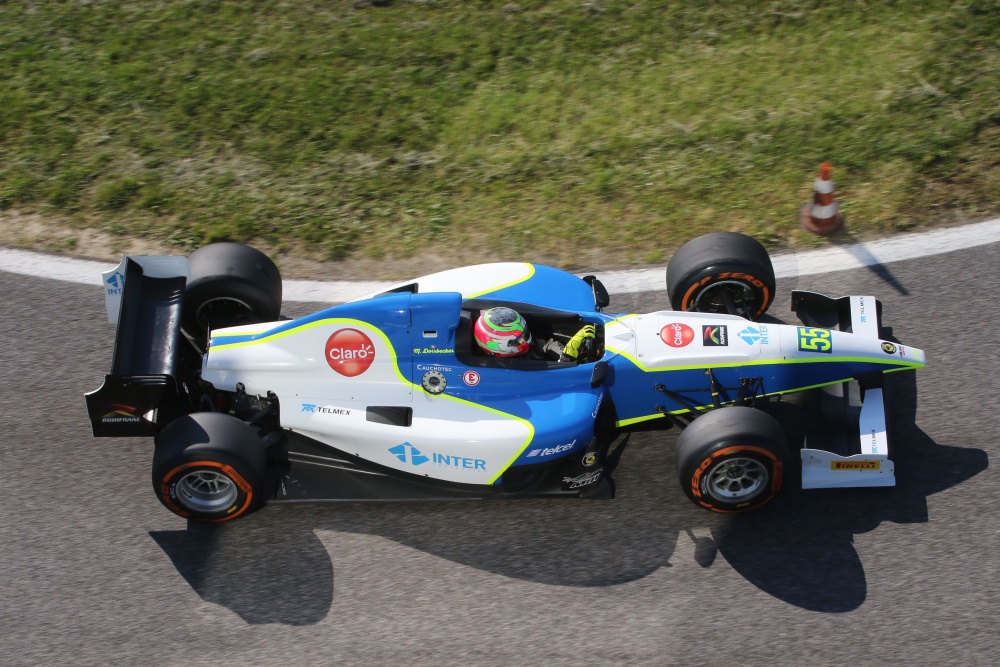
86, 256, 190, 437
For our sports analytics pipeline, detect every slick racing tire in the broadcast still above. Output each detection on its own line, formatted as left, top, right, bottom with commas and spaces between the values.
152, 412, 267, 522
675, 406, 789, 513
666, 232, 775, 320
183, 242, 282, 339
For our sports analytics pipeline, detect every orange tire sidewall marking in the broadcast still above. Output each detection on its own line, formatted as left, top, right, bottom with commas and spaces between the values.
160, 460, 254, 522
689, 445, 782, 507
681, 273, 771, 318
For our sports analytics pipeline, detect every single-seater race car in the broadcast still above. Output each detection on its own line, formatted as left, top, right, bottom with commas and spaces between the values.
86, 232, 925, 521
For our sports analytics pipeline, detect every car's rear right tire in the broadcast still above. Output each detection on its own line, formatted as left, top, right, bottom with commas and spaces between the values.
152, 412, 267, 522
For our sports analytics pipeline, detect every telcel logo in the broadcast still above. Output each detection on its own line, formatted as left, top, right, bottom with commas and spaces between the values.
527, 439, 577, 457
326, 328, 376, 377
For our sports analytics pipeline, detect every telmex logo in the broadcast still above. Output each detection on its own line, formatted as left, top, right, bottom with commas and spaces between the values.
659, 322, 694, 348
325, 328, 376, 377
832, 460, 881, 471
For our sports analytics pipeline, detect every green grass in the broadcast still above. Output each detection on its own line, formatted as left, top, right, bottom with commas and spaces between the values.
1, 0, 998, 270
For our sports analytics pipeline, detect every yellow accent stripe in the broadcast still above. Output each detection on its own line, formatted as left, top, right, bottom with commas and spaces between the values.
617, 414, 666, 428
420, 392, 535, 485
211, 327, 274, 338
212, 318, 363, 350
212, 316, 531, 483
603, 351, 924, 374
466, 263, 535, 298
212, 318, 412, 386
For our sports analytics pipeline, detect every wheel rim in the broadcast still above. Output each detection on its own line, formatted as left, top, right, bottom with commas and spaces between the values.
175, 470, 238, 513
703, 455, 769, 504
692, 280, 759, 318
195, 296, 256, 331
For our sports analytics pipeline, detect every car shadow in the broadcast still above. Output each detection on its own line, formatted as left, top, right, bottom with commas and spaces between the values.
150, 368, 986, 623
711, 367, 987, 611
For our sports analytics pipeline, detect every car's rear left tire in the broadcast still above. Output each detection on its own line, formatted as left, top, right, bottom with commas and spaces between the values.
675, 406, 789, 513
666, 232, 775, 320
152, 412, 267, 522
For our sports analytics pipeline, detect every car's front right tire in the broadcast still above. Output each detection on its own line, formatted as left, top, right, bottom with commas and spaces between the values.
675, 406, 789, 513
152, 413, 267, 522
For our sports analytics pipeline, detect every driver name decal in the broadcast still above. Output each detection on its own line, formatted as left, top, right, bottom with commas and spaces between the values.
326, 328, 376, 377
659, 322, 694, 348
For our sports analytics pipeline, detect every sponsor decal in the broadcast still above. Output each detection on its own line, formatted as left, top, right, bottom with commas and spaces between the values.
858, 297, 867, 325
302, 404, 351, 415
388, 442, 429, 466
686, 273, 767, 306
101, 403, 142, 423
389, 443, 486, 471
797, 327, 832, 354
659, 322, 694, 348
737, 325, 770, 345
326, 328, 376, 377
417, 363, 453, 373
702, 325, 728, 347
563, 469, 603, 489
582, 452, 598, 467
898, 345, 907, 357
105, 271, 124, 297
591, 391, 605, 419
432, 452, 486, 471
881, 342, 896, 355
462, 370, 481, 386
870, 430, 879, 454
527, 439, 576, 458
413, 347, 455, 355
832, 460, 881, 471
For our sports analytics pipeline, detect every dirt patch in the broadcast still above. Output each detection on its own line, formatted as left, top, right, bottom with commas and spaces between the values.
0, 210, 465, 281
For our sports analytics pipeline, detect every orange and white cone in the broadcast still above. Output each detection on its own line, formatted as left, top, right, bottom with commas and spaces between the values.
799, 162, 844, 235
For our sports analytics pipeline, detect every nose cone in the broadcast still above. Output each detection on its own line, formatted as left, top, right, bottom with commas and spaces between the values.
873, 339, 925, 369
789, 325, 926, 372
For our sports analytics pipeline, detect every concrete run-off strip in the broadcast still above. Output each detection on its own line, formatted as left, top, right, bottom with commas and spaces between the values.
2, 217, 999, 303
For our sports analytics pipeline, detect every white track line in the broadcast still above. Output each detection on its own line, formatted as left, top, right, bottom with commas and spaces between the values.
2, 217, 999, 303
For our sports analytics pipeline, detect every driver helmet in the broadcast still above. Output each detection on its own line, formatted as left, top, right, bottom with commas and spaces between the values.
474, 307, 532, 357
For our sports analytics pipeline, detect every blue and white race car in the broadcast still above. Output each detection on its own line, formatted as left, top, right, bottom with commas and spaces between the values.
86, 233, 925, 521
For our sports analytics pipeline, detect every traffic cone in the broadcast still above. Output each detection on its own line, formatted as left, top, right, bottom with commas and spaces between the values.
799, 162, 844, 235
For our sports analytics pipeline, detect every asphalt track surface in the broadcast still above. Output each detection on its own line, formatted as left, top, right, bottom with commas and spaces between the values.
1, 237, 998, 666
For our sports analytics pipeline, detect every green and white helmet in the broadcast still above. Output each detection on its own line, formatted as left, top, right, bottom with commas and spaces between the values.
474, 307, 532, 357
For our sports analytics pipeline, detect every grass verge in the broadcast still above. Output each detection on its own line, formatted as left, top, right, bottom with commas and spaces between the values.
1, 0, 998, 275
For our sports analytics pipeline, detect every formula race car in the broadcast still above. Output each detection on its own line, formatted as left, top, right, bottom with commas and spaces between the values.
86, 233, 925, 521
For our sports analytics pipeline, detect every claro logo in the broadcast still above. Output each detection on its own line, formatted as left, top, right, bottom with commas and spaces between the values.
325, 328, 376, 377
659, 322, 694, 348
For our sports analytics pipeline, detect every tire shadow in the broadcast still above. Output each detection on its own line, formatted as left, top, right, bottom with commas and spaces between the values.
150, 516, 333, 626
711, 368, 987, 611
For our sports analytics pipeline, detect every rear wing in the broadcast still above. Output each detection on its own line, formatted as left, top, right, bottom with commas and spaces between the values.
791, 291, 895, 489
85, 256, 190, 437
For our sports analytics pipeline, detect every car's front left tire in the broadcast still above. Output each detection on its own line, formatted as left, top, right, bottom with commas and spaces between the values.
666, 232, 775, 320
